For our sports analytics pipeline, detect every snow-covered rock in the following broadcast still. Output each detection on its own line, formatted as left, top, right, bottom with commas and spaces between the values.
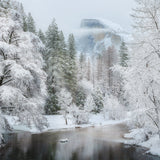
59, 138, 69, 143
125, 129, 160, 157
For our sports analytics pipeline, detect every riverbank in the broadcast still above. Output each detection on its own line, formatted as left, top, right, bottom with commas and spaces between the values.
4, 114, 126, 133
2, 114, 160, 158
124, 129, 160, 157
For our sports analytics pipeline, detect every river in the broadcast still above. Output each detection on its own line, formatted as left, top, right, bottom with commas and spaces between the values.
0, 124, 160, 160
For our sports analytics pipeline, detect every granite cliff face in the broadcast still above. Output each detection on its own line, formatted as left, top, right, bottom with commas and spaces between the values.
74, 19, 130, 55
80, 19, 105, 29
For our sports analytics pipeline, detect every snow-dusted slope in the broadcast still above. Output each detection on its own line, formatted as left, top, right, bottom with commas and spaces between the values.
0, 0, 47, 132
74, 18, 131, 55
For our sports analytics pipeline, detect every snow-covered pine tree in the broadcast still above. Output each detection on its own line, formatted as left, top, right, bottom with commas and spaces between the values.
74, 86, 86, 108
64, 34, 78, 102
45, 19, 67, 113
45, 19, 59, 51
45, 19, 60, 114
119, 41, 128, 67
78, 52, 87, 80
38, 29, 45, 44
92, 87, 104, 113
106, 46, 117, 89
84, 94, 96, 113
27, 12, 36, 33
18, 3, 28, 33
96, 54, 103, 82
0, 0, 48, 131
23, 16, 28, 32
113, 41, 128, 105
87, 58, 91, 81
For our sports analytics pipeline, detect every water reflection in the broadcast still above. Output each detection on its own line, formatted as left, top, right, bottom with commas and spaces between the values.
0, 126, 160, 160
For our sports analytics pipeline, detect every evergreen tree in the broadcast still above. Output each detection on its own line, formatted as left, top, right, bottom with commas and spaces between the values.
27, 13, 36, 33
23, 16, 28, 32
45, 20, 67, 113
87, 58, 91, 81
84, 94, 96, 113
119, 41, 128, 67
45, 19, 59, 50
59, 31, 67, 58
96, 54, 103, 81
107, 46, 116, 88
79, 52, 86, 80
68, 34, 76, 59
64, 34, 78, 102
38, 29, 45, 43
45, 19, 60, 114
92, 87, 104, 113
74, 87, 86, 108
19, 4, 28, 32
45, 90, 59, 114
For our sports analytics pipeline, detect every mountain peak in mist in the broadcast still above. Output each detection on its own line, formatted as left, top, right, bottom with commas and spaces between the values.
80, 18, 124, 33
80, 19, 106, 29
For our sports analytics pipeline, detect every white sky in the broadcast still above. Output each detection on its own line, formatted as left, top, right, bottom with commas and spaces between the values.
18, 0, 136, 34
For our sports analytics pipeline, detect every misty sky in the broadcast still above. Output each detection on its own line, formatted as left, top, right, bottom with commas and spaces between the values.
18, 0, 135, 34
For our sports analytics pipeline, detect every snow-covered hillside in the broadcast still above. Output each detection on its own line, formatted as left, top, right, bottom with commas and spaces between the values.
0, 0, 47, 143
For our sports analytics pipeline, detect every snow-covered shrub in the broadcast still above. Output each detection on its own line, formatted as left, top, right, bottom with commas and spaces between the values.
71, 105, 89, 125
92, 87, 104, 113
69, 94, 96, 125
57, 88, 72, 125
0, 110, 11, 145
74, 110, 89, 125
57, 88, 89, 125
103, 93, 125, 120
125, 128, 149, 144
84, 94, 96, 113
127, 109, 159, 139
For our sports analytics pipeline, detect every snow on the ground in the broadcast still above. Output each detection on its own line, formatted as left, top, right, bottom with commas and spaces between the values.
89, 114, 125, 126
46, 113, 126, 132
45, 115, 75, 131
4, 115, 41, 133
124, 128, 147, 144
141, 135, 160, 156
4, 113, 125, 133
124, 129, 160, 157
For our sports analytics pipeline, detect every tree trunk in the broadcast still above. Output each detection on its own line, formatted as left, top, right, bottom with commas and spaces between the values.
158, 122, 160, 139
155, 107, 160, 139
64, 112, 68, 125
65, 118, 68, 125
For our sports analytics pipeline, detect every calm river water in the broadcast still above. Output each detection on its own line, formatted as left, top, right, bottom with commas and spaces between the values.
0, 124, 160, 160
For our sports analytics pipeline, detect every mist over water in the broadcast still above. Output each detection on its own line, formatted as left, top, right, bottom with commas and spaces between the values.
0, 126, 160, 160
